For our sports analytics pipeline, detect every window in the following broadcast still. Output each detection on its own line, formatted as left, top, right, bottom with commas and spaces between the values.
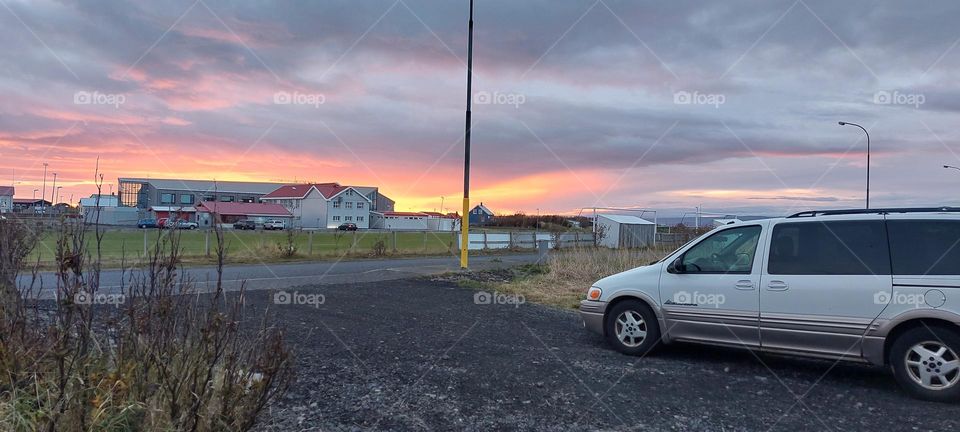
160, 193, 175, 204
357, 216, 364, 222
180, 194, 194, 205
219, 196, 235, 202
346, 202, 353, 209
888, 220, 960, 275
768, 221, 890, 275
345, 216, 352, 221
333, 200, 341, 208
681, 225, 762, 274
240, 197, 254, 203
333, 216, 340, 221
202, 195, 216, 202
357, 202, 364, 209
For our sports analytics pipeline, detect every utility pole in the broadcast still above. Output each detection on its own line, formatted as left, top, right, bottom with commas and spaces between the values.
440, 196, 445, 214
460, 0, 475, 269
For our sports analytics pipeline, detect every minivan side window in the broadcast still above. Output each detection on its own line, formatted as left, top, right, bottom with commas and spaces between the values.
680, 225, 762, 274
768, 221, 891, 275
888, 220, 960, 275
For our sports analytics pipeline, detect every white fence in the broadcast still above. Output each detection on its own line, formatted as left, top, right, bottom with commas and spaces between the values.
456, 231, 595, 250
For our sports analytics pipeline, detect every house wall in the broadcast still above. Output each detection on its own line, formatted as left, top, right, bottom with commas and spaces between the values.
325, 189, 370, 228
597, 217, 621, 248
0, 195, 11, 213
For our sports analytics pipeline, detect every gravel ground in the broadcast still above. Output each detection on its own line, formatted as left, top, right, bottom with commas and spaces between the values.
252, 276, 960, 431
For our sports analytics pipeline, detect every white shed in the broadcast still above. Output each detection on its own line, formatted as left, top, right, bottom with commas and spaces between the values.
596, 214, 656, 248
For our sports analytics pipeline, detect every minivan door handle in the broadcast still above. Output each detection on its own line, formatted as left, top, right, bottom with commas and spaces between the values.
766, 280, 789, 291
735, 280, 755, 290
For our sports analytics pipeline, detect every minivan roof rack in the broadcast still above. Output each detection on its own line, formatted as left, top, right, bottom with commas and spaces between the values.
786, 207, 960, 218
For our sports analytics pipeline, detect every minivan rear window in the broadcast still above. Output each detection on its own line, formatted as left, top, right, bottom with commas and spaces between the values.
768, 221, 891, 275
887, 220, 960, 276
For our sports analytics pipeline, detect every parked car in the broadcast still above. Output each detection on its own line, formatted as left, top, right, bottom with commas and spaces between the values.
263, 220, 285, 230
580, 207, 960, 401
337, 223, 358, 231
233, 219, 257, 230
161, 219, 200, 229
136, 218, 158, 229
157, 217, 169, 228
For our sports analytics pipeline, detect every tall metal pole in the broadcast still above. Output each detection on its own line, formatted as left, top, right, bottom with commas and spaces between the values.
839, 122, 870, 209
460, 0, 474, 269
51, 173, 58, 208
41, 163, 48, 214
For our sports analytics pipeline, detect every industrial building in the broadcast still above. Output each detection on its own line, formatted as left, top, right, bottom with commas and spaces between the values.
196, 201, 293, 227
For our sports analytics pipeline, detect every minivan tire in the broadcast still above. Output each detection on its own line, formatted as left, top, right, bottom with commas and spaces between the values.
605, 300, 661, 356
890, 325, 960, 402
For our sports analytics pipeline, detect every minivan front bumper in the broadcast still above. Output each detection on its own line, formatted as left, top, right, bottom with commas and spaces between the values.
579, 300, 607, 335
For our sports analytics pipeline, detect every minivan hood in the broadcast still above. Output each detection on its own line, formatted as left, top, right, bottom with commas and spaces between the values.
593, 263, 662, 295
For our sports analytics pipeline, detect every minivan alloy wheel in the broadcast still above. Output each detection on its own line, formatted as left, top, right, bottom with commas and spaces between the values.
614, 310, 647, 348
905, 341, 960, 391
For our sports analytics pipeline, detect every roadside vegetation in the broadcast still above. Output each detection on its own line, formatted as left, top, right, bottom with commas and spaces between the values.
455, 247, 672, 309
0, 203, 292, 430
26, 228, 459, 269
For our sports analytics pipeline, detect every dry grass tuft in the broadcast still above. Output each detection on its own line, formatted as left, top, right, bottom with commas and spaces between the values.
496, 247, 671, 309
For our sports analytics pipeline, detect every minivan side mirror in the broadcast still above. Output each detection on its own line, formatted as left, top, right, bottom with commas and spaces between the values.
667, 257, 686, 274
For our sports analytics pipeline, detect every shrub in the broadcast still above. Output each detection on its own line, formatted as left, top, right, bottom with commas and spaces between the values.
0, 215, 293, 431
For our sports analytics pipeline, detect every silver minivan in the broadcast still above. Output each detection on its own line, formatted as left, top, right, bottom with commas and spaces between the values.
580, 208, 960, 401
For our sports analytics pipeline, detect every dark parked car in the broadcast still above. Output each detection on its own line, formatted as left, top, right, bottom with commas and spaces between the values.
137, 218, 158, 228
233, 220, 257, 230
337, 223, 358, 231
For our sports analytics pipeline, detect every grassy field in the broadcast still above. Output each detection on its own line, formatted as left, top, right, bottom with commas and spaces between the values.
458, 247, 672, 309
28, 228, 458, 267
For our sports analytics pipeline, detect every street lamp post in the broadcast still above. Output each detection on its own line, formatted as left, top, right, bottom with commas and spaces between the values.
32, 189, 38, 199
460, 0, 475, 269
838, 122, 871, 209
41, 163, 48, 214
50, 172, 58, 216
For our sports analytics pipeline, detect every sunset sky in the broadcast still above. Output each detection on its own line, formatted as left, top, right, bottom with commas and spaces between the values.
2, 0, 959, 216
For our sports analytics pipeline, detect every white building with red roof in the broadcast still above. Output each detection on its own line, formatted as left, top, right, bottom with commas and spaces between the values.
370, 211, 459, 231
259, 183, 371, 229
196, 201, 293, 227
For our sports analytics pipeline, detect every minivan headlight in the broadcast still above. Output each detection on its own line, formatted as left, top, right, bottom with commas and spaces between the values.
587, 287, 602, 301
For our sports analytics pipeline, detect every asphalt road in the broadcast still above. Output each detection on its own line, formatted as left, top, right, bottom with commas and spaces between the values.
252, 276, 960, 432
18, 254, 537, 298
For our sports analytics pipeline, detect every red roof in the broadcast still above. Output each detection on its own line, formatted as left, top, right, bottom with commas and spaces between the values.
262, 183, 349, 200
196, 201, 291, 217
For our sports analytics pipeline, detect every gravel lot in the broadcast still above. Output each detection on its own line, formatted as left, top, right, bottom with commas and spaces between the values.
253, 276, 960, 431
